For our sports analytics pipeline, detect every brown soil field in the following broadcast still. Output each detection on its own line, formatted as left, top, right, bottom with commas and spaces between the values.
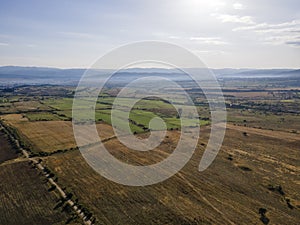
0, 161, 69, 225
1, 114, 115, 152
43, 125, 300, 225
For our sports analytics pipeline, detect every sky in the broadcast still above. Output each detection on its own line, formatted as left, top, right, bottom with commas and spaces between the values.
0, 0, 299, 69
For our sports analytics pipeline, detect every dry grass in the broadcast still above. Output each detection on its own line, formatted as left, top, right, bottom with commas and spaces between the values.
43, 125, 300, 225
0, 130, 18, 163
0, 101, 50, 114
0, 161, 69, 225
13, 100, 50, 111
1, 102, 300, 224
1, 114, 116, 152
225, 123, 300, 142
4, 118, 76, 152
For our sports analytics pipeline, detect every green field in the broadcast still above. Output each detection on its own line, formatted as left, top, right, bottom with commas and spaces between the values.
42, 98, 75, 111
25, 112, 66, 121
41, 97, 210, 133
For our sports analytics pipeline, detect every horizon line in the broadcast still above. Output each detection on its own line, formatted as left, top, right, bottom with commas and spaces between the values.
0, 65, 299, 70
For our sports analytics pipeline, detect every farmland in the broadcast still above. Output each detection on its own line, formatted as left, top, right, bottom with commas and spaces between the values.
0, 127, 72, 225
0, 90, 209, 154
1, 114, 115, 153
0, 161, 71, 225
0, 81, 299, 225
43, 125, 300, 225
0, 129, 18, 163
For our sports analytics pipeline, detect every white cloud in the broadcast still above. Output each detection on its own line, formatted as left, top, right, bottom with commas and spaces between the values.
233, 2, 244, 10
155, 34, 228, 45
168, 35, 181, 39
233, 20, 300, 31
194, 49, 227, 54
255, 27, 300, 34
263, 35, 300, 47
233, 19, 300, 47
213, 14, 255, 24
190, 36, 228, 45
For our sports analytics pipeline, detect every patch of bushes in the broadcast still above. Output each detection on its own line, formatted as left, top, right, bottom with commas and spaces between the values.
258, 208, 270, 225
227, 154, 233, 161
267, 184, 284, 196
238, 165, 252, 171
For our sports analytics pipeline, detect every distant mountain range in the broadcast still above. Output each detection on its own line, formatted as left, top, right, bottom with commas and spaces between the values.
0, 66, 299, 86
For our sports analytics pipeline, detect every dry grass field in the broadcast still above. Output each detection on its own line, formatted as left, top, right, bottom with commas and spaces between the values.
227, 109, 300, 133
0, 161, 71, 225
43, 125, 300, 225
1, 114, 77, 152
1, 114, 115, 153
0, 100, 51, 114
0, 129, 18, 163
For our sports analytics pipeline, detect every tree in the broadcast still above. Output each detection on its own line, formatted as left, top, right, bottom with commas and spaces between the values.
177, 108, 182, 119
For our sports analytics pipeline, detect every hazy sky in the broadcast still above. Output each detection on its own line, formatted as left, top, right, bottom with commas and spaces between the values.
0, 0, 299, 68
